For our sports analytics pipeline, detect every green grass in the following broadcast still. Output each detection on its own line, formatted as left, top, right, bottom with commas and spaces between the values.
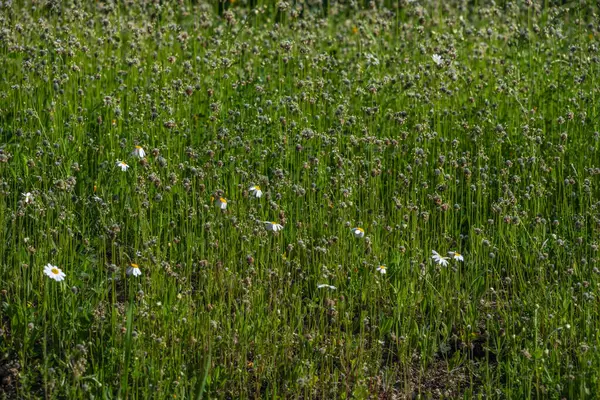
1, 0, 600, 398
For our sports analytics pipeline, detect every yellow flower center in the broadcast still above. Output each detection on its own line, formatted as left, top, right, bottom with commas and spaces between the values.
51, 268, 59, 275
131, 263, 139, 269
255, 185, 260, 190
455, 252, 461, 257
135, 145, 142, 149
219, 197, 226, 203
357, 228, 364, 232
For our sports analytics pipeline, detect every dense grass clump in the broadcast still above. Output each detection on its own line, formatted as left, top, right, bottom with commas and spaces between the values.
1, 0, 600, 398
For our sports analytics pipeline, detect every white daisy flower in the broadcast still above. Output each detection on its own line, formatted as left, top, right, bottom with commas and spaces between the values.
249, 185, 263, 198
127, 263, 142, 277
351, 227, 365, 238
116, 160, 129, 171
265, 221, 283, 232
448, 251, 464, 262
22, 192, 34, 204
44, 264, 66, 281
317, 284, 337, 290
132, 145, 146, 158
431, 250, 449, 266
377, 265, 387, 274
216, 197, 227, 210
432, 54, 443, 66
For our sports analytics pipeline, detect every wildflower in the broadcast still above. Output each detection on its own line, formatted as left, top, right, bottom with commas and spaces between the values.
116, 160, 129, 171
317, 284, 337, 290
448, 251, 464, 262
249, 185, 263, 198
432, 54, 443, 66
377, 265, 387, 274
431, 250, 449, 266
132, 146, 146, 158
352, 227, 365, 238
44, 264, 66, 281
265, 221, 283, 232
127, 263, 142, 277
22, 192, 34, 204
216, 197, 227, 209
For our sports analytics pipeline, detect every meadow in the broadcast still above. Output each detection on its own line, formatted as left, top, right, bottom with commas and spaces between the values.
1, 0, 600, 398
